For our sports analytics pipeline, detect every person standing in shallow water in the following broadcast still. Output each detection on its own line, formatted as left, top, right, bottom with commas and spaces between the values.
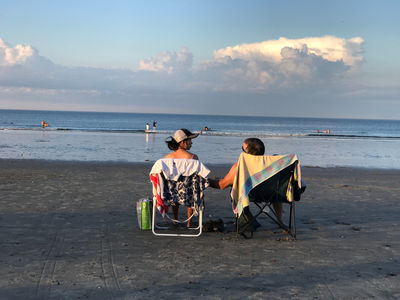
152, 121, 157, 131
165, 128, 199, 227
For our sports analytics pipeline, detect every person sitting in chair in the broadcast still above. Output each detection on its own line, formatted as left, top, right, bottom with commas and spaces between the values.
208, 138, 284, 225
165, 128, 199, 227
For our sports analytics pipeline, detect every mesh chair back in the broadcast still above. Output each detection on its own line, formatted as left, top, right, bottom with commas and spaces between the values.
248, 164, 295, 204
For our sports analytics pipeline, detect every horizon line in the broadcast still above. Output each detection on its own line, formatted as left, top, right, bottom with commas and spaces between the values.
0, 108, 398, 122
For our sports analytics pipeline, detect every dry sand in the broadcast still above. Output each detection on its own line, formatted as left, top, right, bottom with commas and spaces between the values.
0, 159, 399, 299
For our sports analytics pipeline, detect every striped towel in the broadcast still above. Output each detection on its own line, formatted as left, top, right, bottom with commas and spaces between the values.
150, 173, 168, 218
230, 153, 302, 216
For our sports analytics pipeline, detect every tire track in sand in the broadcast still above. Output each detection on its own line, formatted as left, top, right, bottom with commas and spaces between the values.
36, 230, 65, 298
100, 225, 121, 298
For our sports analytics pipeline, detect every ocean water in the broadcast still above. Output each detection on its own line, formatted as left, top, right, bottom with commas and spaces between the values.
1, 109, 400, 169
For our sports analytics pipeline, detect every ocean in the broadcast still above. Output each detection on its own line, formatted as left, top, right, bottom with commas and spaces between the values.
1, 109, 400, 169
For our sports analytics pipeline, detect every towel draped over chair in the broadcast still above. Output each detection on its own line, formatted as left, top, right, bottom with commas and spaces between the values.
150, 158, 210, 218
231, 153, 302, 217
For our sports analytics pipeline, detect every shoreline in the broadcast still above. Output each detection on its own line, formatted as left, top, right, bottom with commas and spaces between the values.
1, 159, 399, 298
2, 128, 400, 169
2, 158, 400, 173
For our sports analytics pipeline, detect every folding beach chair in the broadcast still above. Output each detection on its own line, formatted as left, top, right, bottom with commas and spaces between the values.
150, 158, 209, 237
231, 153, 305, 239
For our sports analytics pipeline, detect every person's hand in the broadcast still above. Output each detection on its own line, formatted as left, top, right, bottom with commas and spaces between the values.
208, 178, 219, 188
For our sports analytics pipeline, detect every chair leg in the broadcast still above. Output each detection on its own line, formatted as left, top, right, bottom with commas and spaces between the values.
291, 203, 296, 238
287, 202, 296, 239
152, 202, 204, 237
255, 202, 288, 231
237, 202, 297, 239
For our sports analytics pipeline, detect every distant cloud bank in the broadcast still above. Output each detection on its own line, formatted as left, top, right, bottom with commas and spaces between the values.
0, 35, 364, 90
137, 35, 364, 91
2, 34, 396, 119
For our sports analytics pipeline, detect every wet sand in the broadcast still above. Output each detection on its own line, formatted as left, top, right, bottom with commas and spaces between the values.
0, 159, 399, 299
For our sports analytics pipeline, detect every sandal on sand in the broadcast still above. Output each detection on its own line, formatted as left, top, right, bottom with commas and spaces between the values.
204, 219, 225, 232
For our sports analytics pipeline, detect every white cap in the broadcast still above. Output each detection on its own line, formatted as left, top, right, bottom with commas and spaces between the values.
173, 129, 199, 143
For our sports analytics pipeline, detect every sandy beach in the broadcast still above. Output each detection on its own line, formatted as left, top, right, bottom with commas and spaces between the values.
0, 159, 399, 299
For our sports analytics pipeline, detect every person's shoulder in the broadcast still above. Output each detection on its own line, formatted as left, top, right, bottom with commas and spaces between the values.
182, 150, 198, 160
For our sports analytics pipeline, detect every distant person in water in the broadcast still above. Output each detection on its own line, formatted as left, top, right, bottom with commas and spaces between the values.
145, 123, 150, 132
152, 121, 157, 131
41, 120, 49, 128
165, 128, 199, 227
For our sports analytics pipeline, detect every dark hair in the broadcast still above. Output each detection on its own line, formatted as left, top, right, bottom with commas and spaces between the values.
244, 138, 265, 155
166, 137, 179, 151
165, 128, 193, 151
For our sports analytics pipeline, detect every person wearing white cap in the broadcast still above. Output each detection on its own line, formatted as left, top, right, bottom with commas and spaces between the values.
164, 128, 199, 227
165, 128, 199, 160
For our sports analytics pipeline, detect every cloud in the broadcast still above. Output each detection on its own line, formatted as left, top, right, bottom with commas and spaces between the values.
202, 36, 364, 91
0, 35, 362, 93
191, 43, 350, 92
214, 35, 364, 67
0, 37, 50, 66
4, 35, 394, 118
0, 37, 133, 91
136, 35, 361, 91
139, 47, 193, 74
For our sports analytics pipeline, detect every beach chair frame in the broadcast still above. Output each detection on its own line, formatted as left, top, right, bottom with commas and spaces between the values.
151, 171, 206, 238
151, 198, 204, 237
236, 164, 299, 239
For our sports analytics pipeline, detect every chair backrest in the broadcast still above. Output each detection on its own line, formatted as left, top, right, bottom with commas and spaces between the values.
150, 158, 210, 210
248, 163, 296, 204
230, 153, 300, 216
150, 158, 210, 181
160, 172, 207, 207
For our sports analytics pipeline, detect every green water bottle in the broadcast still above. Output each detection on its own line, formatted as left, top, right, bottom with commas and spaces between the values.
141, 199, 152, 230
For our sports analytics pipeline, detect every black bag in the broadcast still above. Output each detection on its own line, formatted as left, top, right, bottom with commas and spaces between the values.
237, 207, 254, 232
293, 179, 306, 201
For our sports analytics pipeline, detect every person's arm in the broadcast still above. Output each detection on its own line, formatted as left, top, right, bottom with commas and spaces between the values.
209, 162, 237, 190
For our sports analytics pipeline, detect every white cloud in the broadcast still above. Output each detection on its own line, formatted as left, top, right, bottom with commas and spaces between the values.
193, 43, 350, 91
214, 36, 364, 67
139, 47, 193, 74
0, 37, 38, 65
5, 35, 397, 118
0, 36, 362, 94
136, 36, 362, 91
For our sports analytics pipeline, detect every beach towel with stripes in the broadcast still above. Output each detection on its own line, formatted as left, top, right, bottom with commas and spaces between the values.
231, 153, 302, 216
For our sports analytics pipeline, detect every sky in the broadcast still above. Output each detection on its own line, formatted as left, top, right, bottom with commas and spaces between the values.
0, 0, 399, 119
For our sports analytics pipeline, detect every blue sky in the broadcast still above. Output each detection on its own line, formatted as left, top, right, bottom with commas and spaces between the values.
0, 0, 399, 119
